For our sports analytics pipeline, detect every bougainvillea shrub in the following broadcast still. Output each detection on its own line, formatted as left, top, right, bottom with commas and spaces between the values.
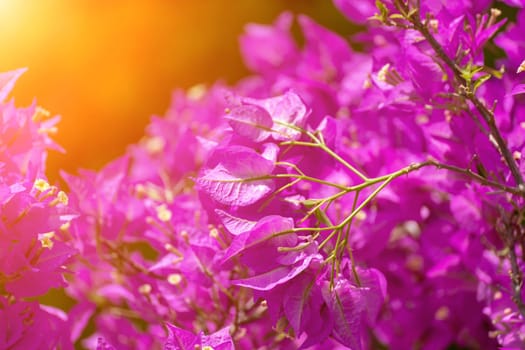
2, 0, 525, 349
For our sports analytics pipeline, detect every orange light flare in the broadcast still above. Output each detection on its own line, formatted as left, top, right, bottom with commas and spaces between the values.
0, 0, 349, 181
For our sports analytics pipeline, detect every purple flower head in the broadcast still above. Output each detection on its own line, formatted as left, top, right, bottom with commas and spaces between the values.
333, 0, 384, 24
240, 12, 298, 75
197, 145, 275, 207
0, 297, 71, 350
129, 84, 229, 183
319, 267, 387, 350
164, 324, 234, 350
96, 337, 116, 350
0, 68, 26, 102
241, 91, 310, 141
0, 71, 76, 300
223, 215, 319, 291
495, 9, 525, 73
297, 15, 353, 86
225, 103, 273, 143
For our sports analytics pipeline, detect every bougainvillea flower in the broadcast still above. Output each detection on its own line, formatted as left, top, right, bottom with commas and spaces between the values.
197, 145, 275, 206
2, 0, 525, 348
0, 68, 26, 102
164, 324, 234, 350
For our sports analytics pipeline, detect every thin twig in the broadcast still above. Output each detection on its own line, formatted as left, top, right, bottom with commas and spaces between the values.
396, 1, 525, 192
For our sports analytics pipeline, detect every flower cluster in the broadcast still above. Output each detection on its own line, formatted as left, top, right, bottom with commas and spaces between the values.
3, 0, 525, 349
0, 69, 76, 349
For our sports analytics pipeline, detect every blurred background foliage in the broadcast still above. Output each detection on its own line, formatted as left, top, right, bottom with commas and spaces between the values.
0, 0, 354, 180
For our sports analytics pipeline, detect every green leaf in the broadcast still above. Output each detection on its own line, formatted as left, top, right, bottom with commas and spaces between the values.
389, 14, 405, 20
314, 208, 333, 227
302, 199, 319, 207
375, 0, 389, 21
460, 63, 484, 81
407, 8, 418, 19
471, 65, 484, 75
473, 74, 491, 92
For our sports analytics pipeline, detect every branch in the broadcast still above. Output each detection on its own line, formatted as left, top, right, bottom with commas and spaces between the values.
391, 0, 525, 318
394, 1, 525, 194
498, 212, 525, 318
